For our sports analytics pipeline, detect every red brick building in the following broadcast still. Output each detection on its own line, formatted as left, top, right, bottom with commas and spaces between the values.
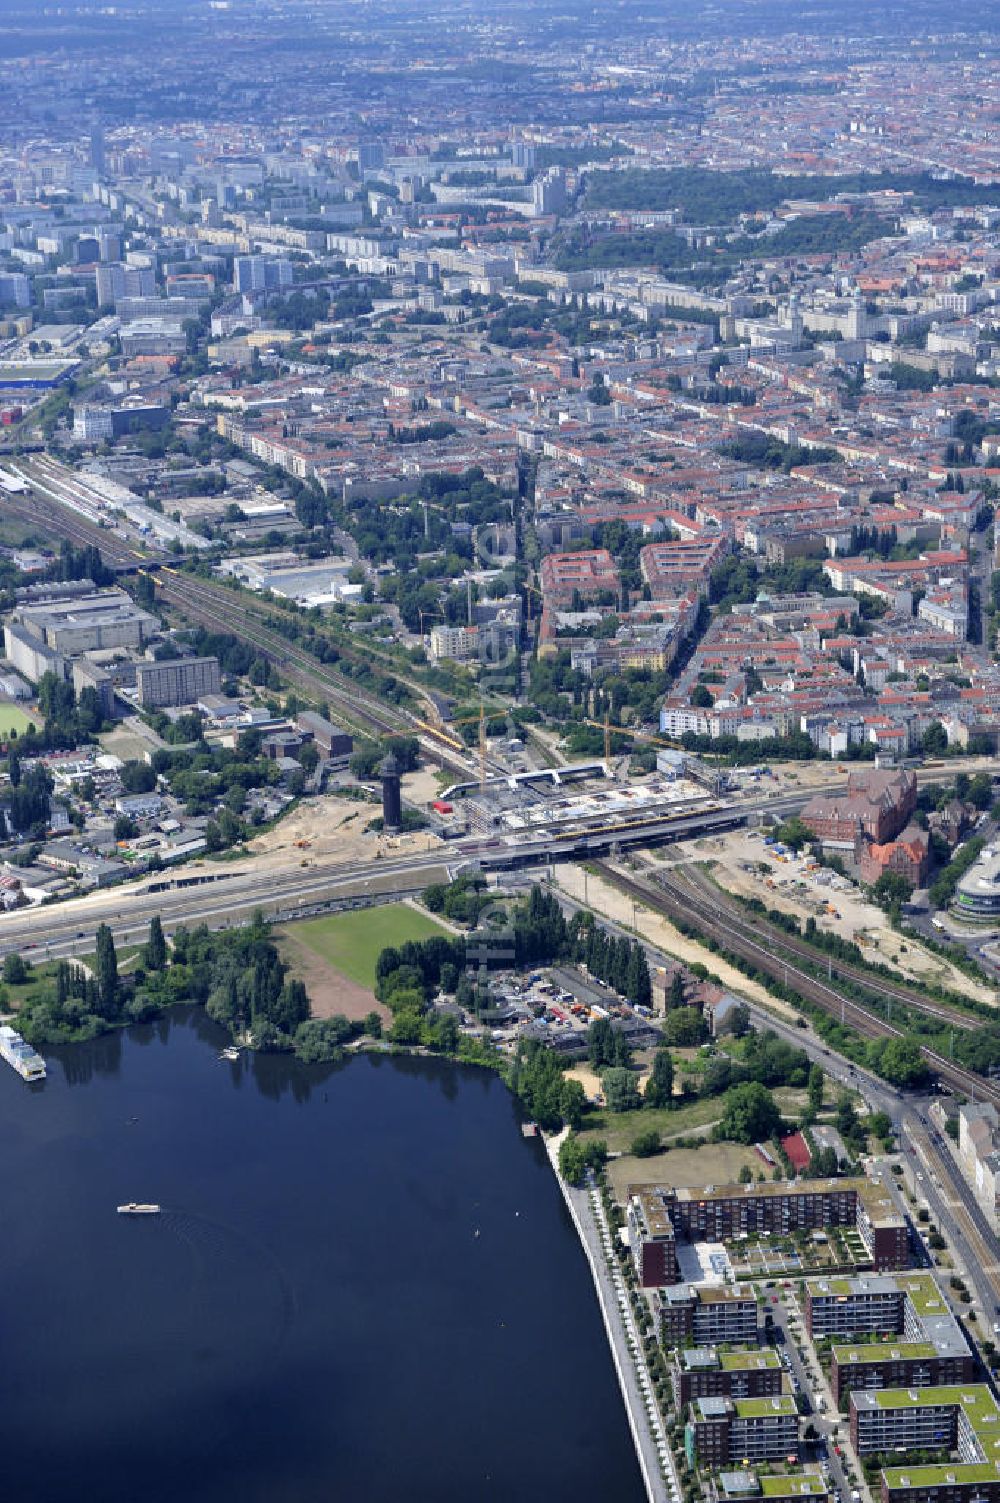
802, 768, 917, 847
857, 825, 929, 888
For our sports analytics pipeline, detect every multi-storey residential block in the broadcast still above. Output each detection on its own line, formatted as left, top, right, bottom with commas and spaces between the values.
233, 256, 294, 294
629, 1179, 908, 1290
686, 1395, 799, 1467
820, 1274, 974, 1402
850, 1385, 1000, 1464
881, 1462, 1000, 1503
628, 1188, 678, 1285
672, 1347, 783, 1408
656, 1284, 758, 1347
715, 1471, 827, 1503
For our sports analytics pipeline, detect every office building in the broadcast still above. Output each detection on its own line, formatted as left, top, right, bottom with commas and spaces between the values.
12, 588, 158, 656
233, 256, 294, 294
3, 621, 65, 684
95, 263, 156, 305
72, 658, 114, 718
73, 402, 170, 441
135, 657, 221, 709
294, 711, 353, 761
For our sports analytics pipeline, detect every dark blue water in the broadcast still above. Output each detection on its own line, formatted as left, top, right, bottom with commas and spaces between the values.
0, 1009, 645, 1503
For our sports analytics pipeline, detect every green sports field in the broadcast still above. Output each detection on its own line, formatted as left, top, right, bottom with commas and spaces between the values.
284, 904, 449, 990
0, 704, 37, 739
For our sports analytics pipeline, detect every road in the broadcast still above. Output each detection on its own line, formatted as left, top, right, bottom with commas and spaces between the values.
547, 1133, 675, 1503
0, 849, 460, 958
548, 873, 1000, 1327
764, 1288, 859, 1503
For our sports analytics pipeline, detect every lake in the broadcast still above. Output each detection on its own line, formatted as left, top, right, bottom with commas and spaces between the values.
0, 1009, 646, 1503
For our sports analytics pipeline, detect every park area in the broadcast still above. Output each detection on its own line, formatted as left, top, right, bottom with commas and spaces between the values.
277, 903, 449, 1022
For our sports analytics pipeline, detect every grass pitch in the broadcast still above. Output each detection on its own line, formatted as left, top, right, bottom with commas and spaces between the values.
0, 704, 37, 739
283, 903, 449, 990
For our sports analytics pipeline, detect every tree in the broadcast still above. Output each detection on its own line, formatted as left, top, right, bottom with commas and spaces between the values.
668, 971, 686, 1008
645, 1048, 674, 1108
363, 1010, 383, 1038
588, 1016, 616, 1068
631, 1129, 662, 1157
94, 923, 119, 1018
625, 940, 651, 1008
922, 721, 948, 755
389, 1008, 424, 1044
561, 1077, 587, 1130
968, 772, 993, 811
716, 1082, 782, 1144
603, 1067, 641, 1113
121, 760, 158, 794
298, 740, 320, 775
144, 915, 167, 972
812, 1146, 839, 1177
3, 952, 27, 984
872, 870, 913, 908
776, 816, 815, 853
691, 684, 713, 708
807, 1063, 824, 1115
870, 1036, 930, 1088
114, 814, 139, 841
559, 1133, 607, 1185
662, 1006, 709, 1048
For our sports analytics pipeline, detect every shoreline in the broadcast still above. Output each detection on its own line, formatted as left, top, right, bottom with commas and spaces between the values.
544, 1128, 678, 1503
22, 1005, 670, 1498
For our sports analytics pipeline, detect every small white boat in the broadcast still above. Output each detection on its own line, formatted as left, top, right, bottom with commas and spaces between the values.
219, 1046, 241, 1062
117, 1203, 161, 1216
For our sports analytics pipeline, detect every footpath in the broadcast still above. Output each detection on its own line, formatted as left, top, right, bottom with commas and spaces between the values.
546, 1131, 679, 1503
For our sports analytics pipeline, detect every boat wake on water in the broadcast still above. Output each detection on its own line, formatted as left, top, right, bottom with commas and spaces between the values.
156, 1207, 299, 1356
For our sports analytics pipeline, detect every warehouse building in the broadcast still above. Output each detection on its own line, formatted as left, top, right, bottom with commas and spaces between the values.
11, 588, 158, 656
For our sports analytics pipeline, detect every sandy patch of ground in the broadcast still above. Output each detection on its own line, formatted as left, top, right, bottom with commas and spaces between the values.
607, 1143, 762, 1202
706, 829, 998, 1007
99, 727, 162, 762
246, 790, 441, 871
276, 925, 387, 1023
403, 766, 451, 805
556, 862, 800, 1022
564, 1062, 604, 1101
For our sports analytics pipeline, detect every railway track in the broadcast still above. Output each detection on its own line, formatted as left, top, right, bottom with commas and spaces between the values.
592, 859, 1000, 1109
674, 864, 981, 1032
153, 570, 410, 739
3, 483, 475, 769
